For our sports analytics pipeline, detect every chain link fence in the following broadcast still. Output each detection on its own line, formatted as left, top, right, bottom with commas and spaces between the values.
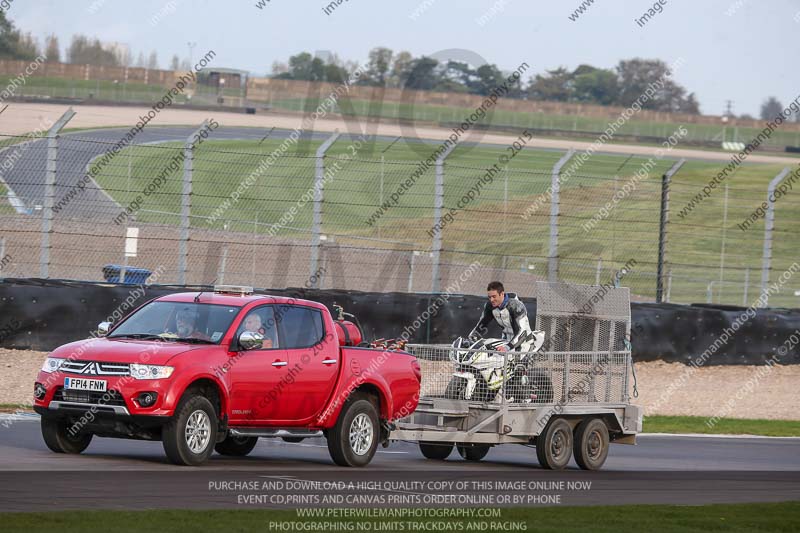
0, 115, 797, 307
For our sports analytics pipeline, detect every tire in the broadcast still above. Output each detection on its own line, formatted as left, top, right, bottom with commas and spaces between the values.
215, 435, 259, 456
419, 442, 453, 460
444, 377, 465, 400
281, 436, 305, 443
528, 368, 554, 404
326, 396, 379, 467
41, 417, 92, 454
573, 418, 609, 471
444, 373, 492, 403
457, 444, 490, 461
536, 418, 573, 470
162, 395, 218, 466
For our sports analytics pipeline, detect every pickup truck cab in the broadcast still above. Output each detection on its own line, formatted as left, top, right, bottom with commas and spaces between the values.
33, 286, 421, 467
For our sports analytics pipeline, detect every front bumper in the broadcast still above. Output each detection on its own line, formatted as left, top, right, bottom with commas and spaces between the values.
34, 370, 177, 419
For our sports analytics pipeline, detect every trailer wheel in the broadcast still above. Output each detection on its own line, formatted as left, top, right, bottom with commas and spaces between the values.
457, 444, 490, 461
419, 442, 453, 460
536, 418, 573, 470
573, 418, 609, 471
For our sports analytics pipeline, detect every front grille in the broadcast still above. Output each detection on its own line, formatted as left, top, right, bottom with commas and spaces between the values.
60, 360, 130, 376
53, 387, 127, 407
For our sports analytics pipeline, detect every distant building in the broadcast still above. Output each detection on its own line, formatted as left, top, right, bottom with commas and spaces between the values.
202, 68, 249, 90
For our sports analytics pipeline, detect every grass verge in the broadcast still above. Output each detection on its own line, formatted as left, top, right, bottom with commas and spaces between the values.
1, 502, 798, 532
643, 415, 800, 437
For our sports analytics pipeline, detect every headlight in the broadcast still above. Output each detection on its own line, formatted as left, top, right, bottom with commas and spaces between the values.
41, 358, 65, 373
129, 364, 174, 380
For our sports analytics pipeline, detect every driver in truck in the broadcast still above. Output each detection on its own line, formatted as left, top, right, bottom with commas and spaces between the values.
469, 281, 533, 351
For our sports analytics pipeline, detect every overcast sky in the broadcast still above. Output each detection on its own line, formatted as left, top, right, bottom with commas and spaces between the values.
10, 0, 799, 117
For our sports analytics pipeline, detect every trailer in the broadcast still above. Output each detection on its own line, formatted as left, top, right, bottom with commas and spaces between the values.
390, 281, 642, 470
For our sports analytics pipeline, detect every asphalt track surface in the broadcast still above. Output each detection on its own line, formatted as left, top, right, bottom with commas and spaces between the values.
0, 416, 798, 511
1, 126, 337, 220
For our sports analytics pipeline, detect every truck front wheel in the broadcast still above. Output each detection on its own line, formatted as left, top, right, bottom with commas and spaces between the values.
162, 395, 218, 466
327, 396, 379, 467
41, 417, 92, 454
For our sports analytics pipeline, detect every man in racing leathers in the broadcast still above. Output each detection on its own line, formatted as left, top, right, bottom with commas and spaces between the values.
469, 281, 533, 351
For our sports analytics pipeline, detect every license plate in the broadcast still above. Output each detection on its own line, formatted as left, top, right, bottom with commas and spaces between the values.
63, 377, 107, 392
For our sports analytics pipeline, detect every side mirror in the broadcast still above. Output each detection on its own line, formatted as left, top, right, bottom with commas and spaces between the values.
97, 322, 111, 337
238, 330, 263, 351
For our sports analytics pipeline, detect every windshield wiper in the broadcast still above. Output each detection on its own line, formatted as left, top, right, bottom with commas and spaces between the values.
172, 337, 215, 344
108, 333, 167, 341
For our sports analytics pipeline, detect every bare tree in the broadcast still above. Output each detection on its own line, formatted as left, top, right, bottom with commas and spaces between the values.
44, 34, 60, 62
760, 97, 783, 120
147, 51, 159, 70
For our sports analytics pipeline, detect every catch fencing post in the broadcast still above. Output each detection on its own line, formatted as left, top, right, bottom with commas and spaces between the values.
177, 121, 208, 285
310, 131, 340, 288
656, 158, 685, 303
547, 149, 574, 283
759, 167, 791, 306
430, 142, 457, 293
40, 108, 76, 279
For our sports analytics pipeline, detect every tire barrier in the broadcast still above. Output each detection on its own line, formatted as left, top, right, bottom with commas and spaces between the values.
0, 279, 797, 365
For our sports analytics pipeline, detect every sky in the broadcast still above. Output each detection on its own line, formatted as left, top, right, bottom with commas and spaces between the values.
9, 0, 800, 117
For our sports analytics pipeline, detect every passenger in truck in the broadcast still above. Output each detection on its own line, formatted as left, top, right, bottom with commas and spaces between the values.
241, 312, 278, 349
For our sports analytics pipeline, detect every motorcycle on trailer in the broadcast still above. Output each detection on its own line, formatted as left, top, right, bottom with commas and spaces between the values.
444, 330, 554, 404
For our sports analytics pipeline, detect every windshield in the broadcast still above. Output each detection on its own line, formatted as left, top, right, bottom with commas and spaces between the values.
109, 301, 241, 344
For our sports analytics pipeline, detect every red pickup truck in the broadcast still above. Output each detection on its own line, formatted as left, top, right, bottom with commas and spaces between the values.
33, 286, 421, 467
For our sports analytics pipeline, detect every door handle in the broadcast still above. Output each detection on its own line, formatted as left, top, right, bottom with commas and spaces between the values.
322, 359, 337, 365
272, 361, 288, 367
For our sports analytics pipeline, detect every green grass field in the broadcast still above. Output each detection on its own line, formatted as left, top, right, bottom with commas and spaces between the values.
2, 502, 798, 532
92, 135, 800, 306
0, 75, 244, 103
643, 416, 800, 437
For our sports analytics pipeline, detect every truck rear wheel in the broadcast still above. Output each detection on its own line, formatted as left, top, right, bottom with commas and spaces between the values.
419, 442, 453, 460
163, 395, 218, 466
41, 417, 93, 454
457, 444, 490, 461
327, 396, 379, 467
536, 418, 573, 470
215, 435, 259, 457
573, 418, 609, 471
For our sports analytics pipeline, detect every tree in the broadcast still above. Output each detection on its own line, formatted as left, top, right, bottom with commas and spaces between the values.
363, 47, 393, 86
67, 35, 118, 66
571, 65, 619, 105
404, 57, 439, 90
527, 67, 572, 102
760, 97, 783, 120
388, 51, 413, 88
169, 54, 180, 71
473, 64, 506, 96
147, 51, 159, 70
270, 60, 288, 76
44, 34, 60, 62
135, 51, 146, 68
0, 11, 40, 60
16, 32, 39, 59
615, 58, 698, 113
